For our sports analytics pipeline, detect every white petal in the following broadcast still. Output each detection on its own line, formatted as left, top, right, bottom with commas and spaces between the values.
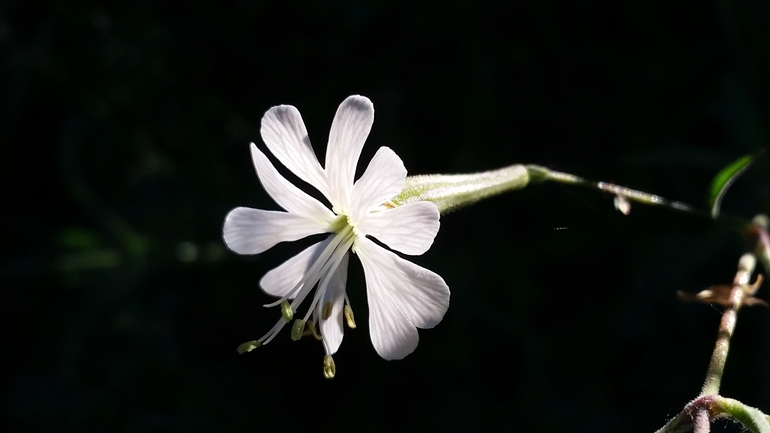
355, 237, 449, 328
355, 237, 450, 359
319, 252, 349, 355
261, 105, 329, 197
349, 146, 407, 223
250, 143, 335, 222
260, 237, 331, 298
222, 207, 326, 255
324, 95, 374, 211
367, 280, 419, 360
355, 201, 440, 256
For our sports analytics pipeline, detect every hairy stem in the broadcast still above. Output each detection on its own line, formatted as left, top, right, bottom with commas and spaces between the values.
700, 253, 755, 396
693, 409, 710, 433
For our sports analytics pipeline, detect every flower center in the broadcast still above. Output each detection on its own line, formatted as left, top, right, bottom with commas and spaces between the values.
329, 214, 351, 232
252, 216, 358, 349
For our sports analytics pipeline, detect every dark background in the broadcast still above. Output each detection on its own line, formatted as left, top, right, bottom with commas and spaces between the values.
4, 1, 770, 432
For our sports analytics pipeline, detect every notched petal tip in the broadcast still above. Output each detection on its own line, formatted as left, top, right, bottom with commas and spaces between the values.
341, 95, 374, 112
350, 146, 408, 218
370, 316, 419, 360
260, 103, 328, 197
222, 207, 325, 255
356, 237, 449, 360
263, 104, 302, 122
325, 95, 376, 208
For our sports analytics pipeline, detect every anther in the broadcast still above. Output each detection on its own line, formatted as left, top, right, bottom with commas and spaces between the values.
303, 320, 322, 340
291, 319, 305, 341
322, 302, 333, 320
344, 304, 357, 329
236, 340, 261, 354
323, 354, 336, 379
281, 300, 293, 322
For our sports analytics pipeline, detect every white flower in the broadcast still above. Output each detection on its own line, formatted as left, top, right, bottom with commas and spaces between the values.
223, 95, 450, 375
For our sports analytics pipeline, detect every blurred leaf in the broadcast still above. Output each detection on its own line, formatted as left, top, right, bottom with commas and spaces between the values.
708, 151, 762, 218
57, 227, 104, 249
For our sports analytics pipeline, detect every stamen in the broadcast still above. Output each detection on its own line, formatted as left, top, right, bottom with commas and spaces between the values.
291, 319, 305, 341
323, 354, 336, 379
236, 340, 261, 354
259, 318, 288, 345
281, 300, 293, 322
300, 234, 356, 323
298, 259, 340, 321
322, 302, 333, 320
263, 225, 355, 308
254, 224, 357, 352
344, 304, 357, 329
304, 320, 322, 340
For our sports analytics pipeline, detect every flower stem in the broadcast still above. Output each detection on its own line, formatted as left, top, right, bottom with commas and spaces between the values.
693, 409, 711, 433
653, 395, 720, 433
654, 395, 770, 433
700, 253, 756, 396
395, 164, 530, 214
525, 165, 749, 228
398, 163, 753, 230
525, 165, 696, 211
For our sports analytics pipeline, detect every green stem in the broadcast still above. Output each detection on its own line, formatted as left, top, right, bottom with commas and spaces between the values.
525, 165, 749, 228
396, 163, 753, 230
700, 253, 755, 396
716, 398, 770, 433
526, 165, 697, 211
654, 396, 770, 433
653, 409, 697, 433
394, 164, 530, 214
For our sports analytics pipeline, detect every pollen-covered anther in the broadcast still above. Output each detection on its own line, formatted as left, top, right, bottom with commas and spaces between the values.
322, 302, 333, 320
281, 300, 293, 322
291, 319, 305, 341
344, 304, 357, 329
303, 319, 323, 340
323, 354, 336, 379
237, 340, 261, 354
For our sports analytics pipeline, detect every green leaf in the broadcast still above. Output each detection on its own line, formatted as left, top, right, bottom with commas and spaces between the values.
708, 151, 763, 218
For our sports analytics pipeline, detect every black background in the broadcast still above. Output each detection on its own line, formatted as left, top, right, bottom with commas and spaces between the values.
4, 1, 770, 432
